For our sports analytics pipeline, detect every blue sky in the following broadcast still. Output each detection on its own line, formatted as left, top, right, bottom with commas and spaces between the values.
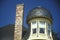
0, 0, 60, 38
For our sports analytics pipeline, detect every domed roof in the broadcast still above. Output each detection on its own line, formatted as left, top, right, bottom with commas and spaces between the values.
27, 6, 53, 23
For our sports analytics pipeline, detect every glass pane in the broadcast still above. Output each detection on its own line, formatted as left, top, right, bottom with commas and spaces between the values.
40, 28, 45, 33
32, 21, 37, 28
39, 21, 45, 28
48, 24, 51, 35
33, 28, 36, 34
32, 21, 36, 24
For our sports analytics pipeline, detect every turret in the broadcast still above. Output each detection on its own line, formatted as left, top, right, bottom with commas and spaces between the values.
26, 6, 53, 40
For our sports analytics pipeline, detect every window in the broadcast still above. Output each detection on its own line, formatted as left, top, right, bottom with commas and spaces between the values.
48, 24, 51, 35
40, 28, 45, 33
33, 28, 36, 34
39, 21, 45, 34
32, 21, 37, 28
32, 21, 36, 26
39, 21, 45, 28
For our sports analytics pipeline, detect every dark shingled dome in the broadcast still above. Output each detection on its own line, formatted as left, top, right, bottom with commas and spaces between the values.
27, 6, 53, 23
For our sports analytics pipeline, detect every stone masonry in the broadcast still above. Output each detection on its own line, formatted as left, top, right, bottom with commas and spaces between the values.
14, 4, 24, 40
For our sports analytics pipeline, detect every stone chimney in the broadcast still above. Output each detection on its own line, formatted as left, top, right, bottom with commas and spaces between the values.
14, 4, 24, 40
